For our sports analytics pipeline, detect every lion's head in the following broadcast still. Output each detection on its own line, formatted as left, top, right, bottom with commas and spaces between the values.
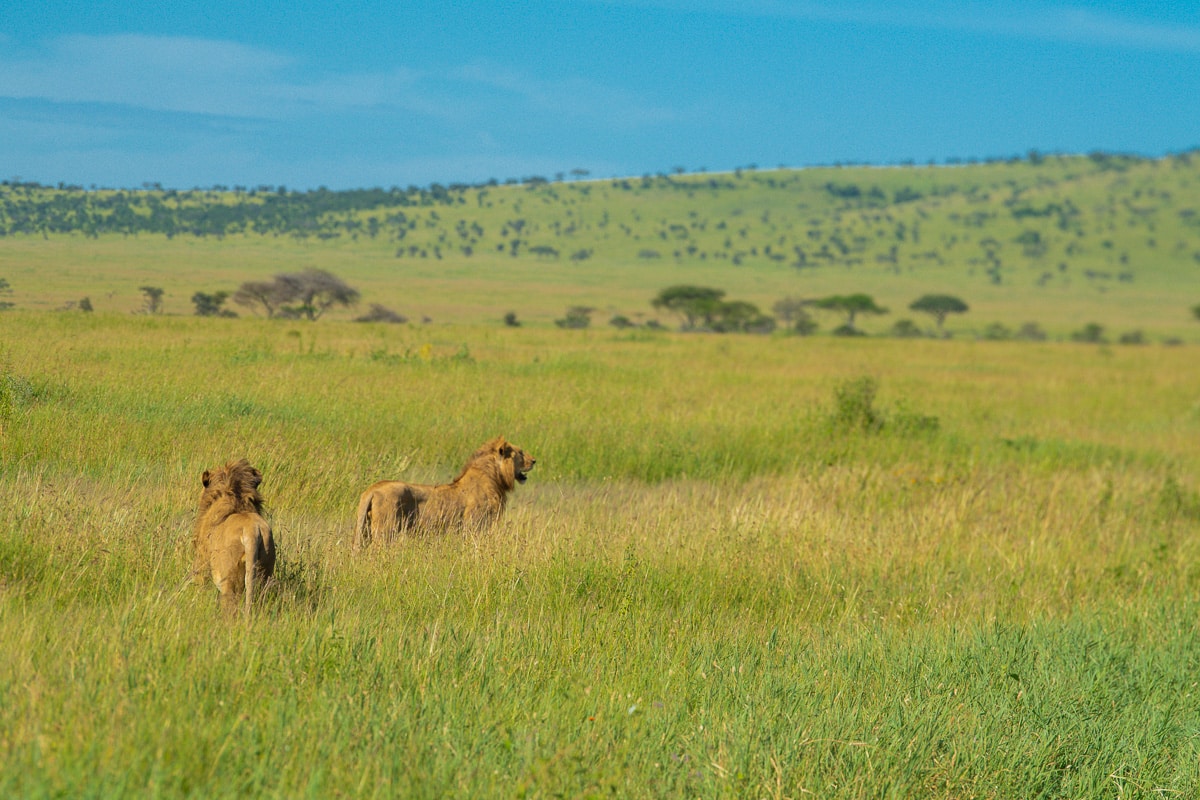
460, 436, 536, 490
198, 458, 265, 519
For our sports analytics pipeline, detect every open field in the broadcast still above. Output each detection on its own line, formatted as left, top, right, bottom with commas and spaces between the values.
4, 154, 1200, 338
3, 310, 1200, 797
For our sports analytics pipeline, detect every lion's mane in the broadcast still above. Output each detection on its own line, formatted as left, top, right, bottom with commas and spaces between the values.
193, 458, 276, 612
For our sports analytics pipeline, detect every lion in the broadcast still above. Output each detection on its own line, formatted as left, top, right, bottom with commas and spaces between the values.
192, 458, 276, 613
354, 436, 536, 549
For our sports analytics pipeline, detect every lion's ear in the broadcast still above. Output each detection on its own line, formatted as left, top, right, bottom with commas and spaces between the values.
499, 442, 513, 458
202, 469, 212, 488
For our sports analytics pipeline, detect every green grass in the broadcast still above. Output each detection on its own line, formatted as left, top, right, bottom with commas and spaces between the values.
2, 311, 1200, 797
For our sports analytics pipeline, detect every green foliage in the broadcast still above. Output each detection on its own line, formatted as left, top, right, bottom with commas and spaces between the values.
813, 293, 888, 332
0, 277, 12, 311
1016, 322, 1047, 341
891, 318, 924, 338
1071, 322, 1107, 343
503, 311, 521, 327
829, 376, 940, 435
650, 285, 725, 330
190, 290, 236, 317
138, 285, 164, 314
555, 305, 593, 329
830, 376, 884, 432
650, 286, 773, 333
982, 322, 1012, 340
909, 293, 969, 330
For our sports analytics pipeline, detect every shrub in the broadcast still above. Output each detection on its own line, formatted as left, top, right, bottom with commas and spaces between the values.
1118, 330, 1145, 345
830, 377, 883, 433
982, 322, 1011, 341
192, 291, 237, 317
1071, 323, 1107, 343
890, 319, 923, 338
793, 316, 819, 336
1016, 322, 1047, 341
828, 376, 939, 436
354, 304, 408, 324
555, 306, 593, 329
503, 311, 521, 327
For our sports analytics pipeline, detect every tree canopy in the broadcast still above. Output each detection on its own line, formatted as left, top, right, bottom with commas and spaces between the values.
812, 293, 888, 332
909, 294, 969, 331
233, 269, 359, 321
651, 285, 726, 330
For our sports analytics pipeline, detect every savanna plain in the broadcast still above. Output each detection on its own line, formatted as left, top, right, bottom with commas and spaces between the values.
3, 158, 1200, 798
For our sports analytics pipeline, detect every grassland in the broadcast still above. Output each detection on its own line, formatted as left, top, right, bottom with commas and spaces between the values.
4, 153, 1200, 338
2, 307, 1200, 797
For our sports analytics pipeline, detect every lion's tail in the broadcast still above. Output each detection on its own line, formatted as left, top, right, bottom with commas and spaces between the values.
353, 490, 374, 552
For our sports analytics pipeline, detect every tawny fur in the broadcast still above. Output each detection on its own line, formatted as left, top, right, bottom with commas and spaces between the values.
193, 458, 276, 613
354, 436, 536, 550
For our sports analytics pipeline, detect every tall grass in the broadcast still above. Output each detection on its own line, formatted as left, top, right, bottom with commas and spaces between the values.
2, 311, 1199, 797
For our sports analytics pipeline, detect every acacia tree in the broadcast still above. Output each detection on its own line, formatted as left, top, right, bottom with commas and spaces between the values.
710, 300, 775, 333
651, 285, 726, 330
232, 279, 290, 318
233, 269, 359, 320
909, 294, 969, 333
813, 293, 888, 334
773, 296, 818, 335
139, 286, 165, 315
281, 269, 361, 321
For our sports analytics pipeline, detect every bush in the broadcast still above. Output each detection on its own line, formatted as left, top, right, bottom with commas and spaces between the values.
828, 376, 939, 436
891, 319, 923, 338
609, 315, 635, 329
192, 291, 237, 318
555, 306, 593, 329
832, 323, 866, 337
1071, 323, 1107, 343
1016, 322, 1047, 341
830, 377, 883, 433
354, 304, 408, 324
503, 311, 521, 327
793, 316, 819, 336
981, 322, 1011, 341
1118, 330, 1145, 345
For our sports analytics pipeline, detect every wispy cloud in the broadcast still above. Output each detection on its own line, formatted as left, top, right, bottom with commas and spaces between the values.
593, 0, 1200, 53
452, 63, 680, 128
0, 33, 677, 127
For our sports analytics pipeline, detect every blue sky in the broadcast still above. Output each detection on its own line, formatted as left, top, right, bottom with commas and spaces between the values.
2, 1, 1199, 189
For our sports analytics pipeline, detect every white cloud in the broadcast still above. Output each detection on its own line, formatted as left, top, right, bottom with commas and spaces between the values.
0, 33, 678, 128
591, 0, 1200, 53
452, 63, 680, 128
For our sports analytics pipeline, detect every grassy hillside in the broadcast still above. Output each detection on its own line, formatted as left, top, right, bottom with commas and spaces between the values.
3, 152, 1200, 337
2, 312, 1200, 797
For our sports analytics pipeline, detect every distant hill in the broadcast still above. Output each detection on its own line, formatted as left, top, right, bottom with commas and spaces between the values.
3, 152, 1200, 336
